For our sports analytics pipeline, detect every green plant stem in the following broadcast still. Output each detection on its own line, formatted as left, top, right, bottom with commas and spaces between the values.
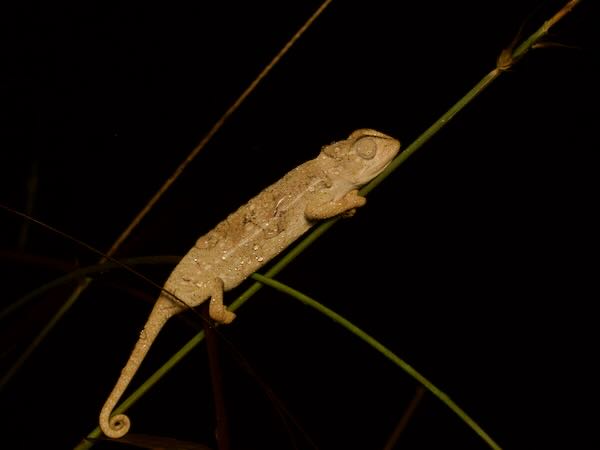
0, 280, 90, 392
0, 255, 182, 322
0, 256, 182, 392
512, 0, 581, 61
361, 71, 498, 197
74, 1, 581, 447
3, 0, 335, 400
228, 218, 339, 312
250, 274, 501, 450
74, 331, 207, 449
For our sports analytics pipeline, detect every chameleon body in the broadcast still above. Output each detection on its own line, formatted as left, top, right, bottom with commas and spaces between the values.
99, 128, 400, 438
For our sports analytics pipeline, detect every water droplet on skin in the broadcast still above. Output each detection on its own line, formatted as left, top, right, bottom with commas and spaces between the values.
253, 245, 259, 251
140, 329, 147, 340
257, 256, 264, 262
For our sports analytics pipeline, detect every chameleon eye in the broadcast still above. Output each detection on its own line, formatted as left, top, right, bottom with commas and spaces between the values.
353, 137, 377, 160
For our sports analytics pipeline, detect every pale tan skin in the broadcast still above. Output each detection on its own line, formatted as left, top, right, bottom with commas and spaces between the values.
99, 128, 400, 438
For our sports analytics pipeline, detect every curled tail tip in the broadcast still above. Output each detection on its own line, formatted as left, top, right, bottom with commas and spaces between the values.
99, 413, 131, 439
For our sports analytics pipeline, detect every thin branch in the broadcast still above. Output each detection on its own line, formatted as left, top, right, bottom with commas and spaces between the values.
250, 274, 501, 450
73, 1, 582, 448
102, 0, 335, 259
13, 0, 336, 398
382, 386, 426, 450
201, 304, 230, 450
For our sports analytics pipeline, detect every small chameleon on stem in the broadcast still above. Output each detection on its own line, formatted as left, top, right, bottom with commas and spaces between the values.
99, 128, 400, 438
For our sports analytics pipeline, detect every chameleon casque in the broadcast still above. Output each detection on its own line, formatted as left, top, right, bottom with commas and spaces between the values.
99, 128, 401, 438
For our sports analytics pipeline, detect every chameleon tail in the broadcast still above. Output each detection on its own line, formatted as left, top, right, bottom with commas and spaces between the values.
99, 293, 182, 438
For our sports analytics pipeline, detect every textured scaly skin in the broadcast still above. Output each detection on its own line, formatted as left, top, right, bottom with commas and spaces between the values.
99, 129, 400, 438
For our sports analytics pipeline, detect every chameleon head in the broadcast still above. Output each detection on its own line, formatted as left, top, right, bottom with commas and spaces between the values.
322, 129, 400, 186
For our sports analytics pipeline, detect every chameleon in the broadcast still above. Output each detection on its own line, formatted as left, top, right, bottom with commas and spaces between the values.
99, 128, 401, 438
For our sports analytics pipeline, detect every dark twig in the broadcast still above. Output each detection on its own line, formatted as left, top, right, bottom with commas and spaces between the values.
201, 304, 230, 450
382, 385, 426, 450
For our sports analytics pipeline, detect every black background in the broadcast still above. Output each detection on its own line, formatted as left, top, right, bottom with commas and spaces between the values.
1, 1, 598, 449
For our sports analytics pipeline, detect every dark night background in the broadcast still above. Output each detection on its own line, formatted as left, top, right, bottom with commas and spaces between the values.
0, 1, 598, 449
